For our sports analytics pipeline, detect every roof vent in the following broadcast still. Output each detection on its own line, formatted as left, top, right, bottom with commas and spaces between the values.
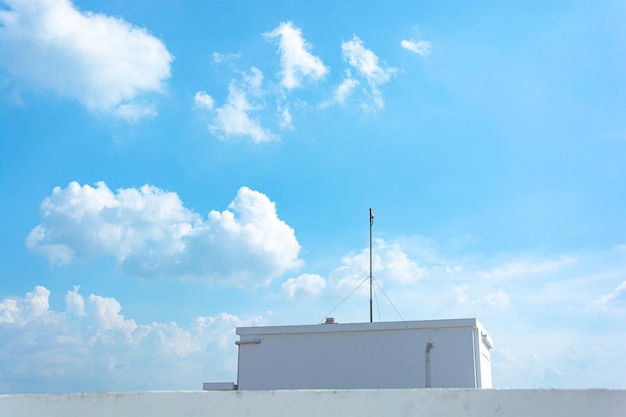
324, 317, 337, 324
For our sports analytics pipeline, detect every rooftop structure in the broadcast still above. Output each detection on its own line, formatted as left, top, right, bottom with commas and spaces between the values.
204, 318, 493, 391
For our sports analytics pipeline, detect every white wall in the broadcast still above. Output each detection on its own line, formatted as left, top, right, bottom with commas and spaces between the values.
1, 389, 625, 417
236, 320, 491, 390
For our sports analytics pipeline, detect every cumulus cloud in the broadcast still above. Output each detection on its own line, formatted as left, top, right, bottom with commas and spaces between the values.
401, 39, 432, 56
282, 273, 326, 298
26, 182, 302, 286
264, 21, 328, 90
0, 285, 50, 324
86, 293, 137, 334
0, 0, 173, 119
65, 285, 85, 316
340, 35, 396, 110
0, 286, 264, 393
329, 238, 425, 292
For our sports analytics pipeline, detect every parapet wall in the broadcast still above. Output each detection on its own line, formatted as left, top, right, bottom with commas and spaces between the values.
1, 389, 625, 417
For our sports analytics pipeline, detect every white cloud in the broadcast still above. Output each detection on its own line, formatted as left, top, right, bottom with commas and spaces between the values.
319, 69, 359, 109
87, 294, 137, 334
206, 68, 276, 143
401, 39, 432, 56
265, 21, 328, 90
282, 274, 327, 299
479, 289, 511, 308
114, 102, 157, 121
315, 241, 625, 326
0, 286, 265, 393
479, 256, 577, 281
212, 51, 241, 64
329, 238, 425, 292
242, 67, 264, 93
451, 286, 510, 309
0, 285, 50, 324
193, 91, 215, 112
334, 73, 360, 105
342, 35, 396, 86
65, 286, 85, 316
278, 105, 293, 129
0, 298, 19, 324
382, 240, 427, 285
0, 0, 173, 119
210, 84, 275, 142
595, 280, 626, 316
26, 182, 302, 286
340, 35, 396, 110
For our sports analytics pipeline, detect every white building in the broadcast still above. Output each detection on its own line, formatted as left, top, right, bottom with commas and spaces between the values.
205, 318, 494, 391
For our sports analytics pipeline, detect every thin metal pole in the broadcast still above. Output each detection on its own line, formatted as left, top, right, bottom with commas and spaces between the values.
369, 208, 373, 323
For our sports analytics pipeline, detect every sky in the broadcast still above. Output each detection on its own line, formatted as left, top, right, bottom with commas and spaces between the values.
0, 0, 625, 393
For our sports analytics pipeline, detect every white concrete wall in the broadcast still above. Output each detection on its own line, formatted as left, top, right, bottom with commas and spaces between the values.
1, 389, 624, 417
236, 320, 492, 390
473, 327, 493, 388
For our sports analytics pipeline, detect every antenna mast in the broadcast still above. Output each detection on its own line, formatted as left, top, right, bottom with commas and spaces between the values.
369, 208, 374, 323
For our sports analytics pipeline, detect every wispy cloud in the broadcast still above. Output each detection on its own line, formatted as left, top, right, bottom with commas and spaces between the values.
27, 182, 302, 286
278, 105, 294, 129
114, 103, 157, 122
595, 280, 626, 316
193, 91, 215, 112
202, 23, 421, 135
342, 36, 396, 85
264, 21, 328, 90
210, 84, 275, 142
318, 69, 360, 109
333, 73, 360, 105
451, 286, 511, 309
202, 67, 276, 143
341, 35, 396, 110
0, 0, 172, 119
212, 51, 241, 64
282, 273, 327, 298
401, 39, 432, 56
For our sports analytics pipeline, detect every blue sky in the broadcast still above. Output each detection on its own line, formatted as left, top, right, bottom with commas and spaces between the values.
0, 0, 625, 393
